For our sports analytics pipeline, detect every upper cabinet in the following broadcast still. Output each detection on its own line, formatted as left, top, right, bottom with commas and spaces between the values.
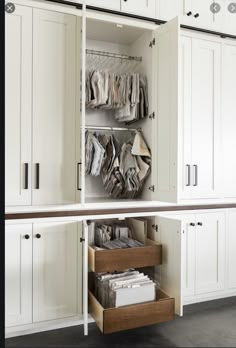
5, 5, 32, 206
121, 0, 156, 17
5, 5, 81, 206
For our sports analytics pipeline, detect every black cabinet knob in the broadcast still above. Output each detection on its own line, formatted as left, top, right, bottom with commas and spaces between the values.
36, 234, 41, 239
190, 223, 195, 226
194, 13, 200, 18
187, 11, 192, 16
24, 234, 30, 240
197, 222, 203, 226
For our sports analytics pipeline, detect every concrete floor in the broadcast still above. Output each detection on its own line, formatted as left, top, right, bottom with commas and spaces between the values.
6, 296, 236, 348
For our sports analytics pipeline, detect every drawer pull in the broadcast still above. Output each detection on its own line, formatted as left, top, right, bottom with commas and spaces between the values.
197, 222, 203, 226
24, 234, 30, 240
190, 223, 195, 226
187, 11, 192, 16
194, 13, 200, 18
36, 234, 41, 239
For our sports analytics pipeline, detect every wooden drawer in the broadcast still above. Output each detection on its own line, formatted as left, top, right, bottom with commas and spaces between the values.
88, 239, 162, 272
89, 289, 175, 334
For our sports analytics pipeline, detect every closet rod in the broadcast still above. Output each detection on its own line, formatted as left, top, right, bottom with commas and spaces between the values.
83, 126, 141, 132
47, 0, 236, 41
86, 49, 142, 62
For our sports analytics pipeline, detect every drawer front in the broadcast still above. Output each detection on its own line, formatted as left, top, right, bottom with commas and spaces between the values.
89, 290, 174, 334
89, 241, 162, 273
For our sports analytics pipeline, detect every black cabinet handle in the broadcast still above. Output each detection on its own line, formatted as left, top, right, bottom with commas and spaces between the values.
36, 234, 41, 239
190, 223, 195, 226
24, 163, 29, 190
197, 222, 203, 226
24, 234, 30, 240
187, 11, 192, 16
35, 163, 40, 189
194, 13, 200, 18
77, 162, 82, 191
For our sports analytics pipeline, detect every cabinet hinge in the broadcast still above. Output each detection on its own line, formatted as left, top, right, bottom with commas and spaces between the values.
152, 224, 158, 232
149, 112, 155, 120
80, 237, 85, 243
149, 185, 155, 192
149, 38, 155, 48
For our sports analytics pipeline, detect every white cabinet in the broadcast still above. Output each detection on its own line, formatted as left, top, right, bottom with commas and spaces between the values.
121, 0, 156, 18
5, 5, 32, 206
33, 221, 79, 322
223, 1, 236, 35
32, 9, 78, 205
153, 18, 221, 203
182, 36, 221, 200
5, 221, 83, 328
226, 210, 236, 290
181, 0, 223, 31
5, 224, 33, 327
222, 41, 236, 199
156, 0, 182, 21
5, 6, 80, 206
195, 213, 225, 294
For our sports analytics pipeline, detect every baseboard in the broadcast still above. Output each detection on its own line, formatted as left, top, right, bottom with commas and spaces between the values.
5, 315, 94, 338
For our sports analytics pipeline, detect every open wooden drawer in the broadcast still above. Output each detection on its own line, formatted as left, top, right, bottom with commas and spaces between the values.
88, 238, 162, 272
88, 289, 175, 334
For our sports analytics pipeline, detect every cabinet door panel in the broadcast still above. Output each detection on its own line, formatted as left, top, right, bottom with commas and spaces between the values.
5, 224, 32, 327
33, 221, 78, 322
121, 0, 155, 17
152, 18, 180, 203
32, 9, 78, 205
222, 43, 236, 198
226, 210, 236, 290
157, 0, 181, 21
191, 39, 221, 199
5, 5, 32, 206
157, 216, 184, 316
195, 213, 225, 294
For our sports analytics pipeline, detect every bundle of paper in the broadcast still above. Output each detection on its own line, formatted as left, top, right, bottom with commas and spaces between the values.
95, 270, 156, 308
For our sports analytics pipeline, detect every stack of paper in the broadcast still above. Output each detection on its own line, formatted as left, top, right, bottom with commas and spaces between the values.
95, 270, 156, 308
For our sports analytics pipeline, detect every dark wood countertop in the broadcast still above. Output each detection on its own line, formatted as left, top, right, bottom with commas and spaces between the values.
5, 203, 236, 220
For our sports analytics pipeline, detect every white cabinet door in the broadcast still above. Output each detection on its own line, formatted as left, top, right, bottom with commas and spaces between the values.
157, 0, 182, 21
223, 1, 236, 35
32, 9, 78, 205
195, 213, 225, 294
222, 42, 236, 199
157, 216, 184, 316
182, 215, 196, 298
121, 0, 155, 17
5, 224, 32, 327
33, 221, 78, 322
191, 38, 221, 199
226, 210, 236, 290
152, 17, 180, 203
182, 0, 222, 31
5, 5, 32, 206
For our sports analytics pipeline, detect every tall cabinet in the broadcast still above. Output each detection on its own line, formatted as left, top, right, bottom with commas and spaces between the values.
5, 5, 81, 207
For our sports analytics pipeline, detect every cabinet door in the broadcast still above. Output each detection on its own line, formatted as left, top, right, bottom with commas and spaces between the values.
33, 221, 79, 322
195, 213, 225, 294
5, 224, 32, 327
182, 0, 222, 30
182, 215, 196, 298
5, 5, 32, 206
191, 38, 221, 199
152, 17, 180, 203
222, 42, 236, 198
223, 1, 236, 35
121, 0, 155, 17
157, 0, 182, 21
156, 216, 184, 316
32, 9, 78, 205
226, 210, 236, 290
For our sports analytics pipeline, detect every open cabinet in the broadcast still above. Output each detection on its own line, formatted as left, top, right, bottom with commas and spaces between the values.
82, 214, 184, 334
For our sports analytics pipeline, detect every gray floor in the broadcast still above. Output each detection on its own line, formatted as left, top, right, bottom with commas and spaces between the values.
5, 297, 236, 348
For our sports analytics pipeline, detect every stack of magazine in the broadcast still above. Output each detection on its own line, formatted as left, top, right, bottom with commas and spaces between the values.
94, 269, 156, 308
